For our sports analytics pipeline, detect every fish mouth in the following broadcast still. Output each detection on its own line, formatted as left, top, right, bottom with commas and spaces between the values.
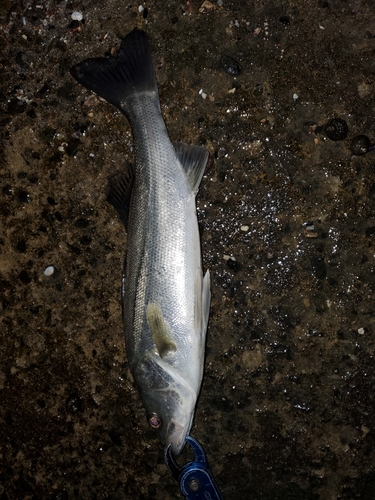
165, 418, 191, 456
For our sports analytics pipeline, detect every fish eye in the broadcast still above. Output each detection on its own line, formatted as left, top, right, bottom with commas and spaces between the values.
148, 413, 162, 429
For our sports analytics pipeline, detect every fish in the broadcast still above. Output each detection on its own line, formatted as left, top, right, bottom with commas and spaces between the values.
70, 29, 210, 456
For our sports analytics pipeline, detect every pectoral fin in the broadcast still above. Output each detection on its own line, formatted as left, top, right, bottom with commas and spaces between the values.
146, 303, 177, 358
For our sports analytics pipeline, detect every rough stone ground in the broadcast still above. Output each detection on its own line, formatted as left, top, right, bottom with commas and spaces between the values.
1, 0, 375, 498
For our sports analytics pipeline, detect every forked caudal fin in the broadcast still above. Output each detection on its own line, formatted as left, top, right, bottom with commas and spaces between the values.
70, 29, 158, 115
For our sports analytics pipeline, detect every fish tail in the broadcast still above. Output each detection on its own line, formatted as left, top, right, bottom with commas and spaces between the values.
70, 29, 157, 115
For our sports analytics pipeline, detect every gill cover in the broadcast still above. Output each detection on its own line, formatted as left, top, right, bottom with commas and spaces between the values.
132, 351, 196, 456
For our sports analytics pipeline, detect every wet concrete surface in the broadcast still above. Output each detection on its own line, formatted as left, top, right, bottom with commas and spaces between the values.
1, 0, 375, 498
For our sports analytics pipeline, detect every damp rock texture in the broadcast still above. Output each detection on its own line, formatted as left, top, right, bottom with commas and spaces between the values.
1, 1, 375, 499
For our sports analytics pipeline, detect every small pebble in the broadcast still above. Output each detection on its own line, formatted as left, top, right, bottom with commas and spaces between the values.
350, 135, 370, 156
324, 118, 348, 141
44, 265, 55, 276
302, 221, 318, 237
303, 228, 318, 238
71, 11, 83, 21
240, 225, 249, 232
221, 55, 242, 76
358, 327, 365, 335
199, 89, 207, 99
199, 1, 215, 12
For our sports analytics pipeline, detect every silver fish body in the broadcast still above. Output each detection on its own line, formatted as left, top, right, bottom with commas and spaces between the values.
71, 30, 210, 455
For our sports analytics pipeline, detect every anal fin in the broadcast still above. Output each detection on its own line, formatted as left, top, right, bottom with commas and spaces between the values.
201, 269, 211, 336
194, 269, 211, 346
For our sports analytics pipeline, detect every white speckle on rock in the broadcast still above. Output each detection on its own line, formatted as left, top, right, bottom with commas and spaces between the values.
44, 265, 55, 276
71, 11, 83, 21
240, 225, 249, 232
138, 5, 144, 12
358, 327, 365, 335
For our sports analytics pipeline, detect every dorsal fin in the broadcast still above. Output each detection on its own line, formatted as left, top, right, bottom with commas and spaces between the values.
173, 142, 209, 195
106, 163, 135, 230
146, 303, 177, 358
